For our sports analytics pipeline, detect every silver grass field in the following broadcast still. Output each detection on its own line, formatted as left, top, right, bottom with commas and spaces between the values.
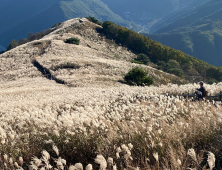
0, 18, 221, 170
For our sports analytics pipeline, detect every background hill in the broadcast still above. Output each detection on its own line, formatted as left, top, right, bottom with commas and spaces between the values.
144, 0, 222, 66
101, 0, 210, 31
0, 0, 211, 50
0, 18, 184, 87
148, 0, 211, 32
0, 0, 135, 49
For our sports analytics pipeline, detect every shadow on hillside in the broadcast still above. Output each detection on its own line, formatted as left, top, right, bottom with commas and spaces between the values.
32, 59, 66, 85
118, 79, 128, 85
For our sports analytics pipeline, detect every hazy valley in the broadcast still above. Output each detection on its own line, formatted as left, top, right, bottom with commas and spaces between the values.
145, 0, 222, 66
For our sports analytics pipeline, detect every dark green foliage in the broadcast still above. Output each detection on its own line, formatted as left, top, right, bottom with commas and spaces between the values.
131, 60, 143, 64
134, 53, 150, 65
52, 22, 63, 28
102, 21, 191, 65
64, 38, 80, 45
158, 60, 184, 78
7, 40, 19, 50
51, 63, 81, 71
27, 29, 52, 41
206, 67, 222, 81
208, 78, 218, 85
168, 68, 184, 78
19, 38, 29, 45
5, 29, 53, 52
86, 16, 103, 26
124, 67, 154, 86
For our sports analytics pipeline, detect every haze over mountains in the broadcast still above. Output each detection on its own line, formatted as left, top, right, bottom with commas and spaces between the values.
0, 0, 210, 50
145, 0, 222, 66
1, 0, 222, 66
0, 0, 133, 49
102, 0, 210, 28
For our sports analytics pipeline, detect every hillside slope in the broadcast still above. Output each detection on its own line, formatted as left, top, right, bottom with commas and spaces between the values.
0, 18, 182, 87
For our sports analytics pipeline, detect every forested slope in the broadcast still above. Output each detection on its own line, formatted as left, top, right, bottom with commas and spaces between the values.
102, 21, 222, 83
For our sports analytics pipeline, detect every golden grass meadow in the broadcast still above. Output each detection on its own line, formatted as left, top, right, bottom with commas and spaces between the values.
0, 18, 222, 170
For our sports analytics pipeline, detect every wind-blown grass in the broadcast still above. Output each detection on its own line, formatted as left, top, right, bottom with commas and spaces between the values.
0, 79, 222, 169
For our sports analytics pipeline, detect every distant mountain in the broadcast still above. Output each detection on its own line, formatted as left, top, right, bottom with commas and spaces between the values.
144, 0, 222, 66
0, 0, 135, 48
148, 0, 211, 33
153, 0, 222, 34
0, 0, 212, 49
0, 0, 61, 36
101, 0, 191, 25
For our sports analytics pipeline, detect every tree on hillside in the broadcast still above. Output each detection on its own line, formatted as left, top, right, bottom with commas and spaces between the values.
157, 60, 184, 78
7, 40, 19, 50
86, 16, 103, 26
19, 38, 29, 45
134, 53, 150, 65
124, 67, 153, 86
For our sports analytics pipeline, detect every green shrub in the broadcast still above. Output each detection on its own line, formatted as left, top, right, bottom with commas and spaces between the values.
134, 53, 150, 65
131, 60, 143, 64
168, 68, 184, 78
86, 16, 103, 26
64, 38, 80, 45
208, 78, 218, 85
51, 63, 80, 71
52, 22, 63, 28
124, 67, 154, 86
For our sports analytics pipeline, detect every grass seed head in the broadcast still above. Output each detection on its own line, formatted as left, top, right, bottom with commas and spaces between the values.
14, 162, 19, 168
19, 156, 23, 166
153, 152, 159, 162
85, 164, 93, 170
207, 152, 215, 170
69, 165, 77, 170
74, 163, 83, 170
52, 144, 59, 156
187, 149, 197, 162
95, 155, 107, 170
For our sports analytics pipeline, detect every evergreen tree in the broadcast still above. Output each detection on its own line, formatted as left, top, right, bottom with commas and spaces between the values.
7, 40, 19, 50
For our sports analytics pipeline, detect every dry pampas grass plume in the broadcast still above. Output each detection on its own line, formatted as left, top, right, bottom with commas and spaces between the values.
85, 164, 93, 170
74, 163, 83, 170
95, 155, 107, 170
207, 152, 215, 170
187, 148, 197, 162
